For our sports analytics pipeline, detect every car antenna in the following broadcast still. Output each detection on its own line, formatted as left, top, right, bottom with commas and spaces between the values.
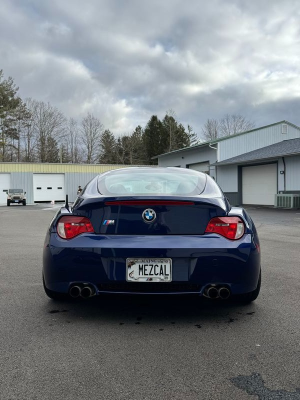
65, 194, 69, 211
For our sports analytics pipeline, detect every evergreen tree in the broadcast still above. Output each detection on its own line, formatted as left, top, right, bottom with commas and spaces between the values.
99, 129, 117, 163
46, 136, 59, 163
143, 116, 164, 164
128, 125, 146, 164
162, 113, 197, 152
115, 135, 131, 164
0, 70, 22, 161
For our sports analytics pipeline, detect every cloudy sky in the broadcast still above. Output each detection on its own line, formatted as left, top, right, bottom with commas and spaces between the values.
1, 0, 300, 137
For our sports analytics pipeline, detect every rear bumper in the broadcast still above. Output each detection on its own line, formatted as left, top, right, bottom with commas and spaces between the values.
9, 199, 24, 203
43, 233, 261, 295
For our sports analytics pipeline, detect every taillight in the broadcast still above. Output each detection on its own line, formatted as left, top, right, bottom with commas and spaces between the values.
205, 217, 245, 240
57, 216, 94, 239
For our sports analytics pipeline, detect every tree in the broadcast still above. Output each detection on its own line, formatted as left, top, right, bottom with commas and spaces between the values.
46, 136, 60, 163
21, 98, 38, 162
219, 114, 255, 137
14, 102, 32, 161
65, 118, 81, 163
99, 129, 117, 164
0, 70, 22, 161
143, 115, 164, 165
81, 113, 103, 163
201, 114, 255, 141
162, 112, 197, 151
29, 100, 66, 162
115, 135, 131, 164
202, 119, 220, 141
127, 125, 146, 164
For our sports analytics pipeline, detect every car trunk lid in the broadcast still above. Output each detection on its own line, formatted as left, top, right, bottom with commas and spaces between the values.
73, 197, 228, 235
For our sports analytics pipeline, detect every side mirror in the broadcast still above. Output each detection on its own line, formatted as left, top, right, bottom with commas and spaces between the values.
24, 192, 26, 195
3, 190, 8, 194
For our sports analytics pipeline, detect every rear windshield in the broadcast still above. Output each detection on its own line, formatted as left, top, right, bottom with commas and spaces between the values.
8, 189, 23, 194
98, 169, 206, 196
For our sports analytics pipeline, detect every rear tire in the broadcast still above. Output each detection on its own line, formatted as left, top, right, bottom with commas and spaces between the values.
7, 201, 10, 206
43, 276, 68, 301
234, 270, 261, 304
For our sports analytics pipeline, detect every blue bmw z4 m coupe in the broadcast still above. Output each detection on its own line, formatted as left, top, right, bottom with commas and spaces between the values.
43, 167, 261, 303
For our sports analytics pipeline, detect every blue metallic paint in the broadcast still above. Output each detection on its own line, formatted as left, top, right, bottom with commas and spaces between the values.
43, 215, 260, 295
43, 169, 261, 297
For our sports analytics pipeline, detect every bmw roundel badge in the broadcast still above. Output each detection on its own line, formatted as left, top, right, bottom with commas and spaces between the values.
142, 208, 156, 223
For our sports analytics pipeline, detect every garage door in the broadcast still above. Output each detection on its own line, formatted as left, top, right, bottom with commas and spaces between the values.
33, 174, 65, 202
188, 162, 209, 174
242, 164, 277, 205
0, 174, 10, 204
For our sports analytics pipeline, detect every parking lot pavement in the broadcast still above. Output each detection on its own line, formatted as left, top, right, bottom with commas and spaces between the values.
0, 206, 299, 400
0, 202, 65, 210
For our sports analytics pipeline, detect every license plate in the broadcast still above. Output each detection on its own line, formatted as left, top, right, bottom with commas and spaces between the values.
126, 258, 172, 282
14, 200, 18, 203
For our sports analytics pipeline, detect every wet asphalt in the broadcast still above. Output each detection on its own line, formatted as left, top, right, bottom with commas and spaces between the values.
0, 204, 299, 399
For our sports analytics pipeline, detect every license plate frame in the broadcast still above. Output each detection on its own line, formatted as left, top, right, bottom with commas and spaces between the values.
126, 258, 172, 282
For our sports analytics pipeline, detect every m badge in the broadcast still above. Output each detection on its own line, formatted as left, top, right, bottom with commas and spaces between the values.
103, 220, 115, 225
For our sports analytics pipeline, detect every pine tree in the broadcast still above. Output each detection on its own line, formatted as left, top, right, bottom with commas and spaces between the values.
143, 116, 164, 164
99, 129, 117, 163
0, 70, 22, 161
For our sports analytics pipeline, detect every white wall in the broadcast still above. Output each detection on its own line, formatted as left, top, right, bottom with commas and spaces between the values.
277, 159, 285, 192
216, 165, 238, 192
285, 156, 300, 190
218, 123, 300, 161
158, 146, 217, 179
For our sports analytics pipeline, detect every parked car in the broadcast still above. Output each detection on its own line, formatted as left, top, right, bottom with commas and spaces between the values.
43, 167, 261, 303
7, 189, 26, 206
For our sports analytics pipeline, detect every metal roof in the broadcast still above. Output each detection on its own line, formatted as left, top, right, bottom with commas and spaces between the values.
152, 120, 300, 159
213, 138, 300, 166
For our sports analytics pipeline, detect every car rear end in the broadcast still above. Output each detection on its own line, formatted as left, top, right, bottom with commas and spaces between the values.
43, 168, 261, 299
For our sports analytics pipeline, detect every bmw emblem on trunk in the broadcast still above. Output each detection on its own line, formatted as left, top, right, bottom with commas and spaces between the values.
142, 208, 156, 223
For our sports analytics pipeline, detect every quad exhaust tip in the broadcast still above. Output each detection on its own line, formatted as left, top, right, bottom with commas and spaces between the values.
218, 287, 230, 300
207, 286, 219, 299
69, 285, 81, 298
205, 285, 231, 299
81, 286, 94, 299
69, 284, 95, 299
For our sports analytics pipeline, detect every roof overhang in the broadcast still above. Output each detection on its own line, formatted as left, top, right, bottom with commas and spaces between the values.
213, 151, 300, 167
152, 142, 215, 159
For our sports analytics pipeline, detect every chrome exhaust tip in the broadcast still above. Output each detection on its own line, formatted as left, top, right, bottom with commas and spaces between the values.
69, 285, 81, 298
219, 287, 231, 300
80, 286, 94, 299
207, 286, 219, 299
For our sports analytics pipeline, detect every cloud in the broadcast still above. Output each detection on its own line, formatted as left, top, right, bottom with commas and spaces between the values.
1, 0, 300, 136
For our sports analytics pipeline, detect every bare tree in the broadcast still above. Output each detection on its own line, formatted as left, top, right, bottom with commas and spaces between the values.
14, 102, 32, 161
81, 113, 103, 163
21, 98, 38, 162
202, 119, 220, 141
26, 100, 66, 162
201, 114, 255, 141
220, 114, 255, 137
66, 118, 82, 163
